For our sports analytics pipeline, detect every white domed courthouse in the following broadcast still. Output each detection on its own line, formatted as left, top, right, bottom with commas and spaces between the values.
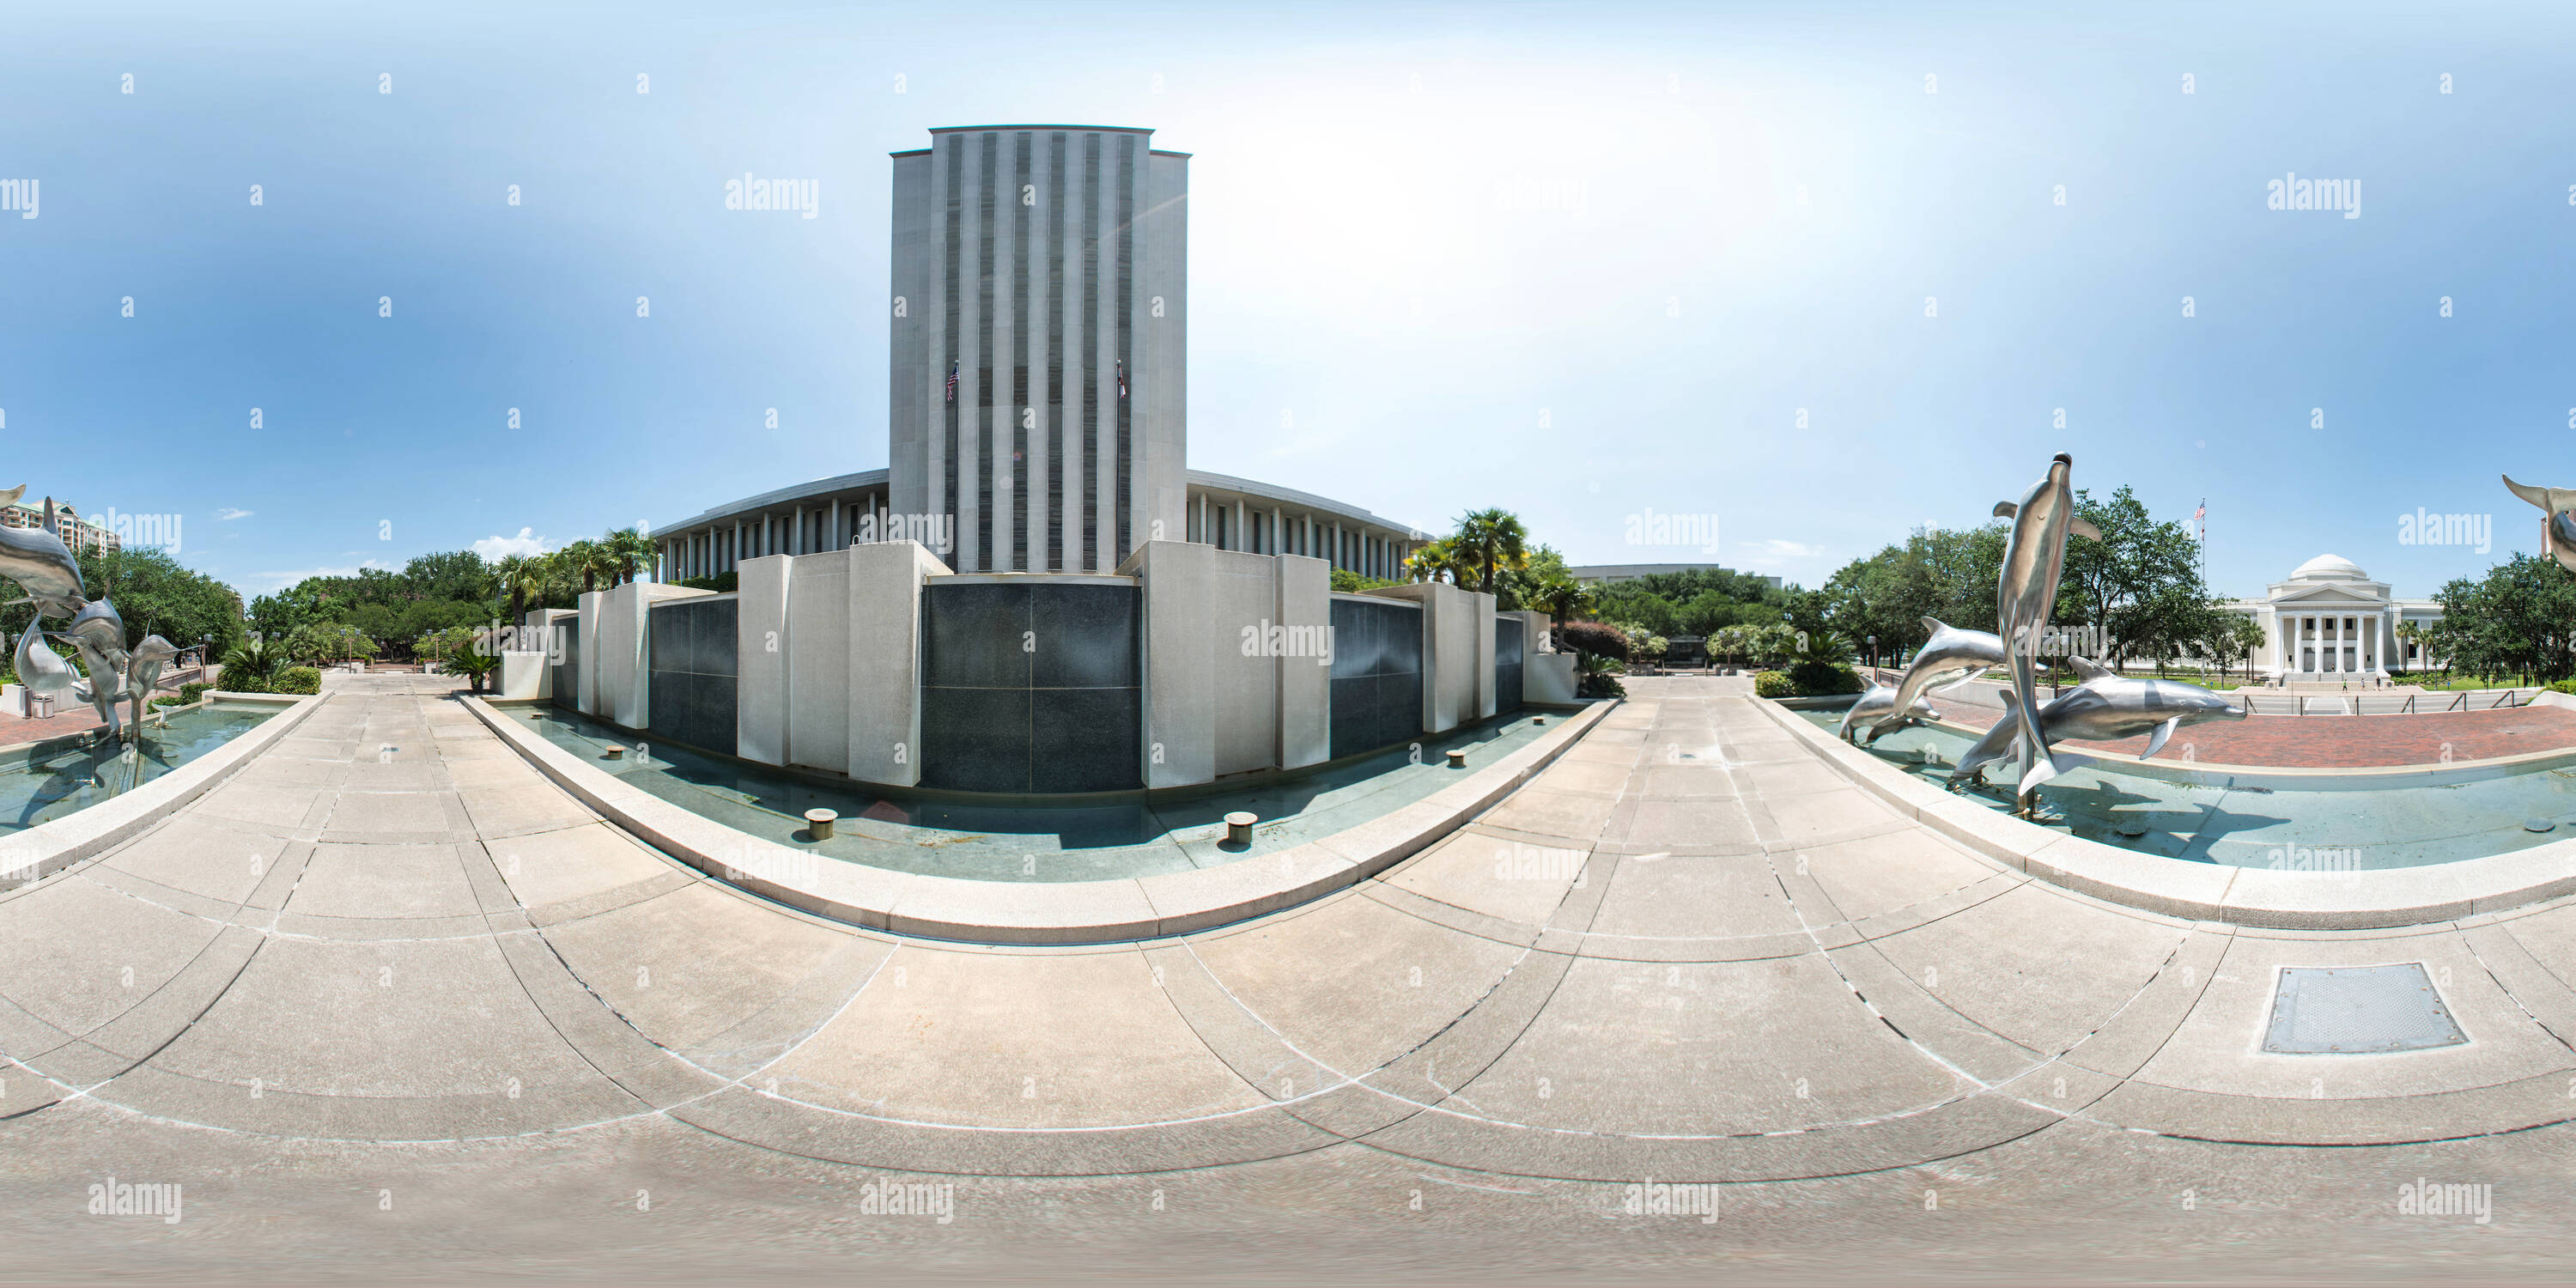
2220, 555, 2444, 680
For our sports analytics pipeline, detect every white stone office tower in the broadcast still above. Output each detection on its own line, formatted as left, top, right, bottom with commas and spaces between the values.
889, 125, 1188, 574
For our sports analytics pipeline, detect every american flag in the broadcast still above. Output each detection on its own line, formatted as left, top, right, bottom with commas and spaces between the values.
1115, 360, 1127, 400
946, 360, 958, 404
2194, 498, 2206, 539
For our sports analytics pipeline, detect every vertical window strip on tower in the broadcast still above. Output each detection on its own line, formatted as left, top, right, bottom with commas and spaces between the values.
942, 140, 962, 543
1080, 133, 1101, 572
1012, 131, 1031, 572
976, 131, 998, 571
1046, 131, 1066, 571
1115, 134, 1135, 562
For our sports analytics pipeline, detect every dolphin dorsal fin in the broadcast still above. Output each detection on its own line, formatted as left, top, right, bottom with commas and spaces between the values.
1921, 617, 1948, 635
1992, 501, 2018, 519
0, 483, 22, 508
2067, 654, 2111, 682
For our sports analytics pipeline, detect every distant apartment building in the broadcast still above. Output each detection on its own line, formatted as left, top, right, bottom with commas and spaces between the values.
0, 500, 122, 555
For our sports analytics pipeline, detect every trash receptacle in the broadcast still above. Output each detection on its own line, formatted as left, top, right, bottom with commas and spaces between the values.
28, 695, 54, 720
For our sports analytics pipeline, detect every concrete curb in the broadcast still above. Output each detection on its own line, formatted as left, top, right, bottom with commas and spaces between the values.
0, 693, 323, 891
465, 697, 1620, 944
1753, 694, 2576, 930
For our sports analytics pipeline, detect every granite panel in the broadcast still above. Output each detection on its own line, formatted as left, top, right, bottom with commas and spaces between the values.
1034, 688, 1142, 792
921, 685, 1034, 793
924, 583, 1031, 689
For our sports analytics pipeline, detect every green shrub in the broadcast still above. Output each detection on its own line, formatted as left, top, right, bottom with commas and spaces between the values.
1787, 661, 1864, 696
151, 694, 187, 708
272, 666, 322, 696
1753, 670, 1794, 698
222, 675, 270, 694
2550, 677, 2576, 696
180, 682, 213, 703
1577, 671, 1626, 699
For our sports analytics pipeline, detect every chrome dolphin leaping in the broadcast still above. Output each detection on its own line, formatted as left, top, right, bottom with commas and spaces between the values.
14, 625, 80, 702
2501, 476, 2576, 575
122, 635, 180, 732
1836, 682, 1943, 744
1992, 454, 2101, 801
1881, 617, 2005, 724
59, 599, 132, 738
0, 495, 89, 621
1947, 656, 2245, 788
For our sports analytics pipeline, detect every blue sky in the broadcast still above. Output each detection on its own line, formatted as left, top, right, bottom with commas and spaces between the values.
3, 1, 2573, 599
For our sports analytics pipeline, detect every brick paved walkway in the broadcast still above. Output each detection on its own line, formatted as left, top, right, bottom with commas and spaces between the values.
1927, 680, 2576, 767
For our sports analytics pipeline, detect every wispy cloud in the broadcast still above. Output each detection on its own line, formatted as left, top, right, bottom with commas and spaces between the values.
213, 507, 253, 521
473, 527, 550, 560
246, 558, 389, 592
1743, 538, 1825, 558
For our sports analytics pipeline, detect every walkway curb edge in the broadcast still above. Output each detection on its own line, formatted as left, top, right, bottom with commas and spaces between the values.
465, 697, 1619, 944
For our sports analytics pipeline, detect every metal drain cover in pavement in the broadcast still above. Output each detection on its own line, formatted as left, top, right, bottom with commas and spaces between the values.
2263, 964, 2466, 1054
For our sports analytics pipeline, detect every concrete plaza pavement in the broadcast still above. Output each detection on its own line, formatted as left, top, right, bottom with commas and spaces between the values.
4, 672, 2576, 1282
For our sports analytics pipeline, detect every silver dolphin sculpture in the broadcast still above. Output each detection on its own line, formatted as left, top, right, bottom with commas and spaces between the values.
60, 599, 131, 738
1992, 454, 2101, 798
0, 495, 88, 621
124, 635, 180, 731
1947, 656, 2245, 788
14, 626, 79, 701
1837, 682, 1942, 744
1881, 616, 2005, 727
2501, 476, 2576, 575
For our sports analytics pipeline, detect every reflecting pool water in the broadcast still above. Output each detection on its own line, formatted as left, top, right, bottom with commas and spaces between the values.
1, 702, 279, 837
506, 705, 1557, 883
1799, 709, 2576, 870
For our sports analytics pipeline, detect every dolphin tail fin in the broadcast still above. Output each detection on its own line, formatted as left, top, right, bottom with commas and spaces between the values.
2506, 475, 2554, 512
2018, 749, 2063, 794
2008, 652, 2061, 793
2140, 716, 2179, 761
1992, 501, 2018, 519
2068, 517, 2103, 541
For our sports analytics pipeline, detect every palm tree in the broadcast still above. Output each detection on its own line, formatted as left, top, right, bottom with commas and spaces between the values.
219, 637, 284, 692
1530, 574, 1596, 633
604, 527, 658, 586
1404, 538, 1464, 585
562, 538, 605, 595
495, 554, 536, 623
1451, 509, 1529, 596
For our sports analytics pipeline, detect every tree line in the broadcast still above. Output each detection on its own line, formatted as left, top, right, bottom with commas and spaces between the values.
1815, 485, 2263, 677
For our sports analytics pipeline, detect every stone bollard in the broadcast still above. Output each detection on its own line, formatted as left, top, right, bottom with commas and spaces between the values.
805, 808, 838, 841
1445, 749, 1467, 769
1224, 811, 1256, 845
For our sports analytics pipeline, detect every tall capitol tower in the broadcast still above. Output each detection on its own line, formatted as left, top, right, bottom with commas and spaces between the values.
889, 125, 1189, 574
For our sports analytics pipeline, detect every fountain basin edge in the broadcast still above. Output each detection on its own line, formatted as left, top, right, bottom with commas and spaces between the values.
1756, 695, 2576, 929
